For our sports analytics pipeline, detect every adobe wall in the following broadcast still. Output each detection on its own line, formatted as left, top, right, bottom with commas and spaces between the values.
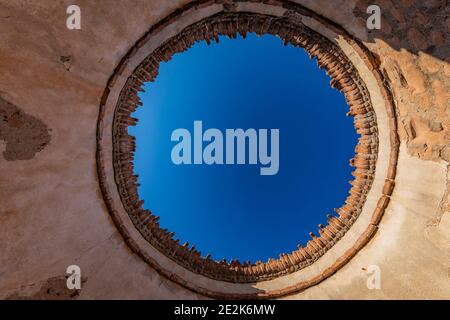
0, 0, 448, 299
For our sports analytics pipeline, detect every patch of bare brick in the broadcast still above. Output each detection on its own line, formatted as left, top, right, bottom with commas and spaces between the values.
96, 1, 400, 299
0, 96, 51, 161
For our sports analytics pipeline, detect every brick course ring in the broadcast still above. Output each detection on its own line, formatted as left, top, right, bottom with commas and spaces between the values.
96, 0, 399, 298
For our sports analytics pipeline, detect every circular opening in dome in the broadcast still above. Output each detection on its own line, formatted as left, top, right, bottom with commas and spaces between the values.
105, 10, 383, 286
128, 33, 358, 265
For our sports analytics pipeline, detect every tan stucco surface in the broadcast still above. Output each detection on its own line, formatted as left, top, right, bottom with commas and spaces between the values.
0, 0, 448, 299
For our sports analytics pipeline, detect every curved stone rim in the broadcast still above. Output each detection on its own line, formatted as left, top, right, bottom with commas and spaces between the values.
96, 0, 399, 299
113, 12, 378, 282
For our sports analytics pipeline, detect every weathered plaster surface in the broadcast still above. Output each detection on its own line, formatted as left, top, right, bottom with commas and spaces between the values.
0, 0, 448, 299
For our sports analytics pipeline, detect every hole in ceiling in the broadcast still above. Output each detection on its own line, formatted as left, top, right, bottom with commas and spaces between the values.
128, 33, 358, 264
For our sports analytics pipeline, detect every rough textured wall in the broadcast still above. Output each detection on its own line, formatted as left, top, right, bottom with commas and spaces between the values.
0, 0, 448, 299
0, 96, 51, 161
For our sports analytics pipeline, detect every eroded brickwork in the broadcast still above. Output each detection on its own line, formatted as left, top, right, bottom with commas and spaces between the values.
354, 0, 450, 162
110, 12, 379, 283
1, 0, 447, 300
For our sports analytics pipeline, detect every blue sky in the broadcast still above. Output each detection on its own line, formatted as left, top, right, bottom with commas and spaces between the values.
129, 33, 358, 263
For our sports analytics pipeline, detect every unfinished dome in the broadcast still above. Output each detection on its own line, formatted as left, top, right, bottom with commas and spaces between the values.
97, 2, 397, 298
